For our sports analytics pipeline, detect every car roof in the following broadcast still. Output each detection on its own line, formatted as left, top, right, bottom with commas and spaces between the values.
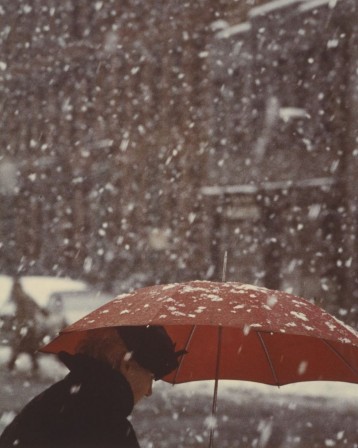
0, 275, 88, 309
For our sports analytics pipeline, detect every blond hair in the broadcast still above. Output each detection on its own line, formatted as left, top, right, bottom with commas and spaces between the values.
76, 327, 128, 369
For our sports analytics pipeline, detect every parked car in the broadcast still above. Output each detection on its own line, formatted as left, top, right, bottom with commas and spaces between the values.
0, 275, 112, 346
45, 289, 113, 336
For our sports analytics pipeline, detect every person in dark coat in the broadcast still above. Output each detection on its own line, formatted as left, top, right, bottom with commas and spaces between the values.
7, 277, 48, 373
0, 325, 184, 447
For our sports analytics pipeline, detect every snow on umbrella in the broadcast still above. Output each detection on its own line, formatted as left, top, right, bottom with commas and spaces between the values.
41, 280, 358, 446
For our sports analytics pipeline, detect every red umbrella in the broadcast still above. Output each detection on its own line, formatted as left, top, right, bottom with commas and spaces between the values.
41, 280, 358, 446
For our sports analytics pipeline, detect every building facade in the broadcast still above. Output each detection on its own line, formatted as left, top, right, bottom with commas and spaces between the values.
203, 0, 358, 319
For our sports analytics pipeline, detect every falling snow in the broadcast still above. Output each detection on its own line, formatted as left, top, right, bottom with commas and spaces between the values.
1, 0, 358, 446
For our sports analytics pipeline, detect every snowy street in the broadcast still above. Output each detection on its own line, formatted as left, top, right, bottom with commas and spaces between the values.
1, 346, 357, 447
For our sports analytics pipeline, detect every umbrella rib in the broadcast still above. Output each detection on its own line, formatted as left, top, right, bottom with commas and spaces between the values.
257, 332, 280, 386
172, 325, 196, 384
322, 339, 358, 378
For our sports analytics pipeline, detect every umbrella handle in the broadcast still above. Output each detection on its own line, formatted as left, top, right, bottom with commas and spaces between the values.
209, 326, 222, 448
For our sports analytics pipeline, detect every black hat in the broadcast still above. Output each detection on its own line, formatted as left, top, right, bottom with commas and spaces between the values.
117, 325, 185, 380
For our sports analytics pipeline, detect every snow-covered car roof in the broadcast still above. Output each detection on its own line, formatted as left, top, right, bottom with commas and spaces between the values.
0, 275, 88, 311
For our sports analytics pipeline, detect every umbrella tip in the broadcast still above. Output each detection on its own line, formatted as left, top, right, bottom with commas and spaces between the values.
222, 251, 228, 282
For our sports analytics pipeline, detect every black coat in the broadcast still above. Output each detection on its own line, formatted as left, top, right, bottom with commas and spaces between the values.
0, 353, 140, 448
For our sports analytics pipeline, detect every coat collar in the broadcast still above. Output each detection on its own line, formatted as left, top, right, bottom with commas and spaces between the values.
58, 351, 134, 417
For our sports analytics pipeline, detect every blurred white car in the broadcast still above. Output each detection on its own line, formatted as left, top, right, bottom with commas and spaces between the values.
0, 275, 112, 344
45, 289, 113, 328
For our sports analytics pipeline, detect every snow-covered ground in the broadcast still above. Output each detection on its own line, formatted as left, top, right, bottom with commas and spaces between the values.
166, 377, 358, 403
156, 374, 358, 429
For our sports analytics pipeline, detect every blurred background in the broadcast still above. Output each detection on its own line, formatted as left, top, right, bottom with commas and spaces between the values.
0, 0, 357, 326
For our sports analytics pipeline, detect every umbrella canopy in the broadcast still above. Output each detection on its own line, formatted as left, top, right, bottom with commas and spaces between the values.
41, 280, 358, 387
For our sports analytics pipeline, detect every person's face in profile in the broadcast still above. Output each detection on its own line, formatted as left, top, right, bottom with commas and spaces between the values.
120, 358, 154, 404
